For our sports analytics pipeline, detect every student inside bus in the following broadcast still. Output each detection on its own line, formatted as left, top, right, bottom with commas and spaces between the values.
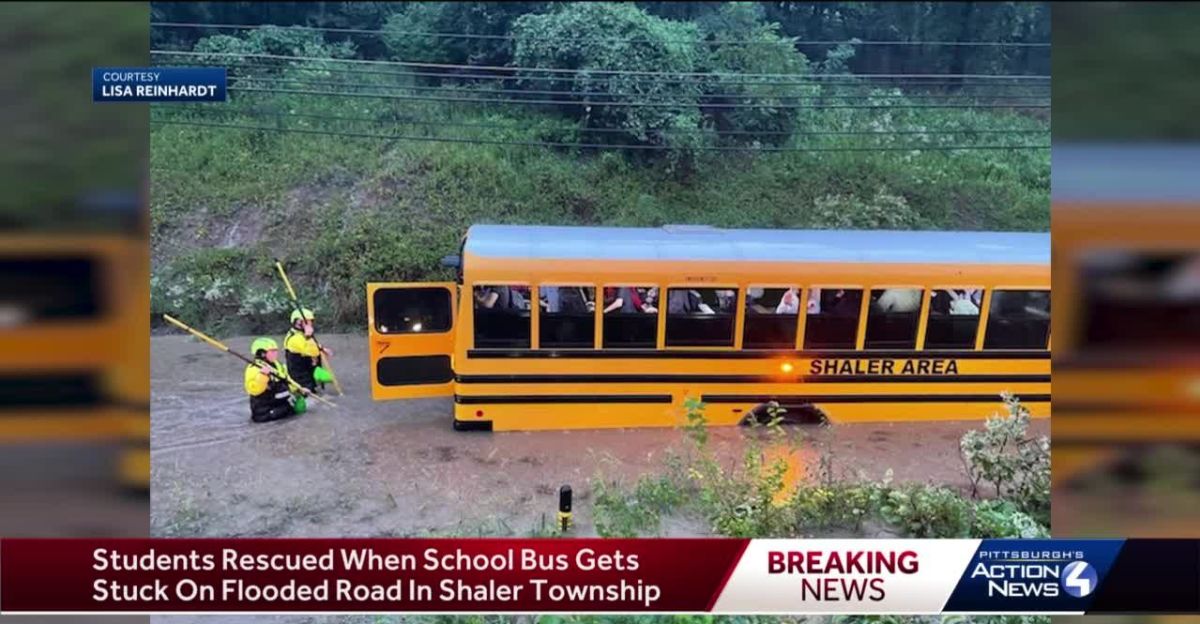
746, 287, 771, 314
642, 287, 659, 313
667, 289, 714, 314
776, 287, 800, 314
745, 287, 802, 315
603, 286, 656, 314
476, 285, 531, 311
540, 286, 594, 314
874, 288, 922, 313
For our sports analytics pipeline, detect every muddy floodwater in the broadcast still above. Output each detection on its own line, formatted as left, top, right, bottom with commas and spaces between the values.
151, 334, 1047, 538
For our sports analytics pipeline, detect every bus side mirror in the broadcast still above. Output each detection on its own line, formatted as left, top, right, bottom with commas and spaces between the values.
441, 254, 463, 284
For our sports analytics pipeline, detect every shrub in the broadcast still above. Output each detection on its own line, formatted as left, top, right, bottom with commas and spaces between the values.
695, 3, 809, 147
960, 393, 1051, 524
678, 399, 798, 537
970, 499, 1050, 539
811, 187, 922, 229
788, 481, 879, 532
512, 3, 705, 152
877, 483, 972, 538
192, 25, 355, 66
592, 475, 685, 538
381, 3, 547, 67
151, 249, 293, 333
584, 399, 1049, 540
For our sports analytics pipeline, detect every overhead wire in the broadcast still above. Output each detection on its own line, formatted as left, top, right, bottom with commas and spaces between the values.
221, 73, 1050, 103
151, 21, 1052, 48
156, 105, 1050, 137
221, 85, 1050, 110
151, 50, 1051, 81
151, 119, 1051, 152
150, 24, 1048, 155
167, 57, 1053, 89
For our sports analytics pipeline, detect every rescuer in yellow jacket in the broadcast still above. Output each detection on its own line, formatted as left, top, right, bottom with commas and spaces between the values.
284, 308, 333, 394
244, 337, 307, 423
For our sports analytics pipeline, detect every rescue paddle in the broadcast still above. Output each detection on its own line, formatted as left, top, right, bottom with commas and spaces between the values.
274, 259, 345, 396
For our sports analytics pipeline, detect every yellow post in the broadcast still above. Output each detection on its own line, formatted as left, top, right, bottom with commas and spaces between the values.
557, 485, 573, 532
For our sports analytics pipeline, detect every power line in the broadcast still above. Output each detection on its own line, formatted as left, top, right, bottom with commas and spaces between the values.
173, 57, 1053, 89
151, 21, 1052, 48
225, 85, 1051, 110
225, 73, 1049, 103
152, 119, 1051, 152
158, 106, 1050, 137
152, 50, 1051, 80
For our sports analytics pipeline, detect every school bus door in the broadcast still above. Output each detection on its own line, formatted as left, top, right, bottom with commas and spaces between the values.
367, 283, 457, 400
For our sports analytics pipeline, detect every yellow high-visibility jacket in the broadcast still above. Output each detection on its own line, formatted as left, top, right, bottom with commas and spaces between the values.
285, 329, 320, 358
244, 360, 288, 396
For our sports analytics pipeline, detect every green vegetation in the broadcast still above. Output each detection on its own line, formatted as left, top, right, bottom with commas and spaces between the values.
153, 2, 1049, 77
150, 2, 1048, 332
960, 393, 1050, 522
150, 102, 1047, 331
1054, 2, 1200, 140
151, 114, 1047, 331
1, 2, 147, 230
590, 395, 1050, 539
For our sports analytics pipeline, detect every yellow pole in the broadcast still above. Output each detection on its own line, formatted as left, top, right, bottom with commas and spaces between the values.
275, 260, 345, 396
161, 314, 338, 409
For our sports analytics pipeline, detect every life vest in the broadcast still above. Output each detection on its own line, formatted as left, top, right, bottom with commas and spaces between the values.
284, 328, 320, 391
245, 359, 291, 418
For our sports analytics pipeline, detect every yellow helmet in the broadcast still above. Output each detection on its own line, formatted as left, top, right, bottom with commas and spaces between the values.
290, 308, 315, 324
251, 337, 278, 354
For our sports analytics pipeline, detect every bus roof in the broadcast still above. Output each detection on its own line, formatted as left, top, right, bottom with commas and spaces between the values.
1053, 144, 1200, 202
464, 224, 1049, 265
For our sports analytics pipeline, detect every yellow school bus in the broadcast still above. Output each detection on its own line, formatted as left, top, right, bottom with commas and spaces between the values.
1052, 146, 1200, 485
1048, 146, 1200, 540
0, 204, 149, 490
367, 224, 1049, 432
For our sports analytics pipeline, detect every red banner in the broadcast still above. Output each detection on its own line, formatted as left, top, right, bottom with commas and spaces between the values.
0, 538, 749, 613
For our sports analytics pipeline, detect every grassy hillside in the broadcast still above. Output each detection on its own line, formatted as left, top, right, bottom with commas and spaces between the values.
150, 101, 1047, 332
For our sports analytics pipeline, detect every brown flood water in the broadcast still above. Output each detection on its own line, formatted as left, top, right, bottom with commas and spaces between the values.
151, 334, 1046, 538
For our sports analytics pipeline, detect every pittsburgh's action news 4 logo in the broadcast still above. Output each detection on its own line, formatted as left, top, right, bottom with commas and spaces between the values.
93, 67, 226, 102
942, 540, 1123, 613
1060, 561, 1098, 598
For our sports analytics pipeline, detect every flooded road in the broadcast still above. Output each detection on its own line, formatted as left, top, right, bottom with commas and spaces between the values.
151, 334, 1047, 538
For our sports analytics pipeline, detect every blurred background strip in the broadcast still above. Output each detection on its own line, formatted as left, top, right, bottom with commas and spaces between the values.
1052, 2, 1200, 543
0, 0, 150, 567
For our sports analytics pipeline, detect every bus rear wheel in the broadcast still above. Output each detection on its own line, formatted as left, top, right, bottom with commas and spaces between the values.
740, 403, 827, 427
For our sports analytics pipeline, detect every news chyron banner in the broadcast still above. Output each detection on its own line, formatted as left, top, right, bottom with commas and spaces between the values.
0, 539, 1196, 614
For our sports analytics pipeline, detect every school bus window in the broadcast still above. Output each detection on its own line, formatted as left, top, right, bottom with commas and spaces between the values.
373, 287, 452, 334
602, 286, 658, 349
473, 285, 531, 348
665, 287, 738, 347
984, 289, 1050, 350
865, 288, 923, 349
1079, 252, 1200, 349
925, 288, 983, 350
743, 287, 800, 349
0, 257, 101, 322
540, 285, 595, 348
804, 288, 863, 350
